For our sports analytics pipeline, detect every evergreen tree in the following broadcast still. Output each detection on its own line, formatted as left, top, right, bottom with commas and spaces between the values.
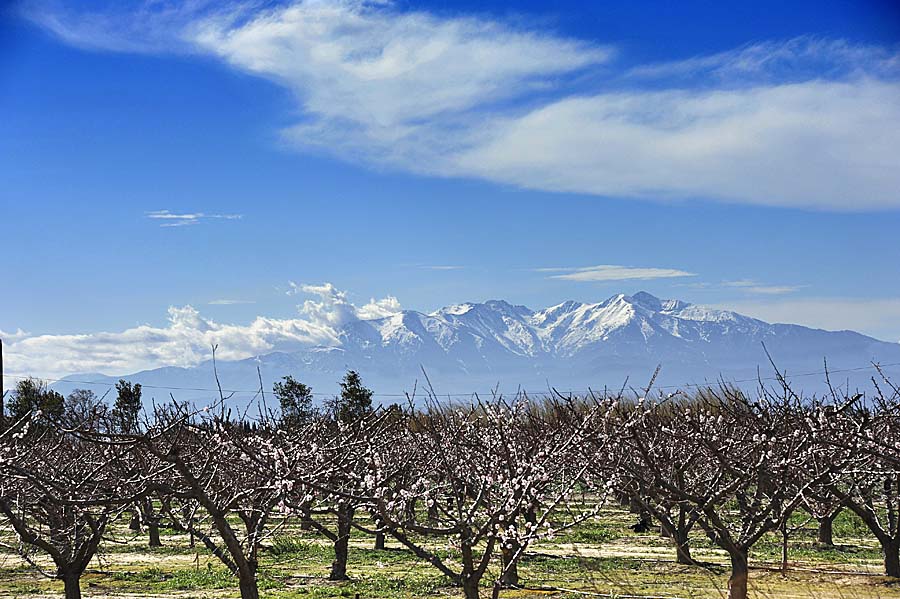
112, 379, 142, 433
331, 370, 373, 424
8, 378, 64, 421
272, 376, 314, 427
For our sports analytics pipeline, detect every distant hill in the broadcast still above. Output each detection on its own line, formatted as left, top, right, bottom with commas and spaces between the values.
57, 292, 900, 405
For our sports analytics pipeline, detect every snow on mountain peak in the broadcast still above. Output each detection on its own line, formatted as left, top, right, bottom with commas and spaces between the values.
63, 291, 900, 400
629, 291, 664, 311
336, 292, 834, 361
440, 303, 474, 316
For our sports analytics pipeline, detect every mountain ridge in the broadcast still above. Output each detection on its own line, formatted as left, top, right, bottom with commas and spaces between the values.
56, 292, 900, 401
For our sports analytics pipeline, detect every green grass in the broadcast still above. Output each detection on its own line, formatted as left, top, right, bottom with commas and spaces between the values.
111, 565, 236, 590
272, 571, 446, 598
107, 565, 286, 592
1, 506, 899, 599
557, 520, 621, 545
833, 509, 874, 539
269, 537, 332, 559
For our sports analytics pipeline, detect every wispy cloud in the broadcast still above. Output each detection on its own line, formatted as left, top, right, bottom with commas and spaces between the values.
21, 4, 900, 210
542, 265, 695, 282
419, 265, 465, 271
208, 299, 256, 305
721, 280, 804, 295
17, 0, 224, 53
683, 279, 804, 295
627, 37, 900, 83
145, 209, 243, 227
742, 286, 803, 295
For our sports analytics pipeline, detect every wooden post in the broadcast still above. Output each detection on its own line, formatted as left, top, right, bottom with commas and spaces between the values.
0, 337, 4, 429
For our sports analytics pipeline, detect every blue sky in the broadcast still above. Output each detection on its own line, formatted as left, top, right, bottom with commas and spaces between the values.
1, 0, 900, 377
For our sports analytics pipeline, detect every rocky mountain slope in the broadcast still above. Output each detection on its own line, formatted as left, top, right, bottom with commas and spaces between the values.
59, 292, 900, 402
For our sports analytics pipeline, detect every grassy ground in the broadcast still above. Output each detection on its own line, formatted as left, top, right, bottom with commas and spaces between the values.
0, 507, 898, 599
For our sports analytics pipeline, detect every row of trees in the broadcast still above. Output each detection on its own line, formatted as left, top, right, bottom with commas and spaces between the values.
2, 377, 142, 432
1, 369, 899, 599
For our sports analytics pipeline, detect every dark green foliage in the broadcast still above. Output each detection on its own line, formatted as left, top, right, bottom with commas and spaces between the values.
330, 370, 373, 424
112, 379, 142, 433
273, 375, 314, 427
8, 378, 64, 421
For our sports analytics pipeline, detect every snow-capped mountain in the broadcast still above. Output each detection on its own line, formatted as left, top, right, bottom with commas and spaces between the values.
59, 292, 900, 402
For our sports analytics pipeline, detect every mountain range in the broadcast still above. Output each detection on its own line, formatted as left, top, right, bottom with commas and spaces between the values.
59, 292, 900, 403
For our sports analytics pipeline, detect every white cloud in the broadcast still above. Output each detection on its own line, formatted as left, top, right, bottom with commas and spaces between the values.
741, 286, 803, 295
711, 297, 900, 342
0, 328, 30, 343
543, 265, 695, 282
146, 210, 243, 227
3, 307, 333, 379
682, 279, 804, 295
289, 282, 402, 322
2, 283, 402, 378
18, 0, 227, 53
292, 282, 361, 328
21, 3, 900, 209
722, 280, 803, 295
419, 265, 464, 271
627, 38, 900, 83
455, 78, 900, 210
356, 296, 402, 319
191, 1, 609, 129
208, 299, 256, 305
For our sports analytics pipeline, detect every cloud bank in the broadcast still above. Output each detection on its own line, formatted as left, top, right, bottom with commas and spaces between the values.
19, 1, 900, 210
3, 283, 401, 378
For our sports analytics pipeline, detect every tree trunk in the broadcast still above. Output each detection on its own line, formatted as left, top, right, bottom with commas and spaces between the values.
884, 539, 900, 578
461, 575, 480, 599
299, 504, 312, 531
673, 527, 694, 566
817, 512, 837, 546
238, 573, 260, 599
148, 517, 162, 548
129, 510, 141, 532
62, 572, 82, 599
181, 505, 196, 547
656, 506, 695, 565
329, 506, 353, 581
500, 540, 520, 587
781, 523, 789, 574
374, 531, 385, 550
140, 498, 161, 547
727, 549, 749, 599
